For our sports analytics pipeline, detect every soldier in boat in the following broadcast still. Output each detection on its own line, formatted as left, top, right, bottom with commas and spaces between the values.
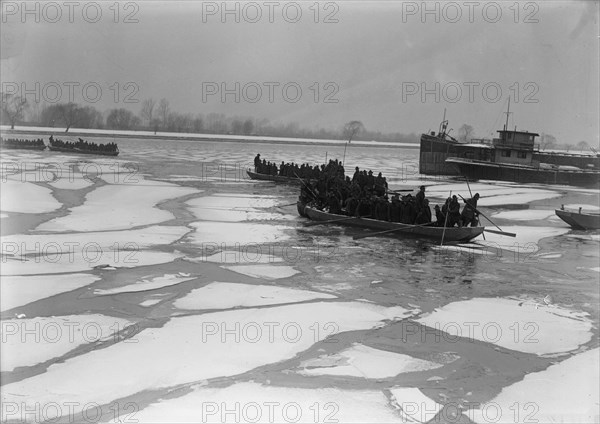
448, 195, 462, 227
434, 204, 445, 226
415, 185, 426, 212
389, 195, 401, 222
461, 193, 480, 227
375, 196, 390, 221
253, 154, 260, 172
415, 198, 432, 224
374, 172, 386, 197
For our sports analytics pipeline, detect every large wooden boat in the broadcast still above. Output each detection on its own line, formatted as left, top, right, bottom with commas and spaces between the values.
48, 144, 119, 156
555, 208, 600, 230
247, 169, 302, 184
300, 204, 484, 242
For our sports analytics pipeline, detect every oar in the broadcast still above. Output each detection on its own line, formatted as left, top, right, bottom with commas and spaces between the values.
305, 214, 371, 227
484, 228, 517, 237
440, 190, 451, 246
277, 202, 299, 207
386, 189, 414, 194
464, 176, 485, 240
353, 221, 434, 240
458, 194, 516, 237
293, 172, 317, 199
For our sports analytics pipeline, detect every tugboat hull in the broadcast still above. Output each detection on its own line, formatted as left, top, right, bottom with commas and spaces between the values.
447, 158, 600, 187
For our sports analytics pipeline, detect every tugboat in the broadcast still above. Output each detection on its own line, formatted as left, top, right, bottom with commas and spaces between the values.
419, 103, 599, 184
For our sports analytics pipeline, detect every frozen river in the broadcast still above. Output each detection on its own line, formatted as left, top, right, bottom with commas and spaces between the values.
1, 135, 598, 423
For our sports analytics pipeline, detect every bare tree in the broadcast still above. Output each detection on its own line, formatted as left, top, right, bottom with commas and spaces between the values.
342, 120, 365, 143
157, 98, 169, 130
540, 133, 558, 151
1, 92, 28, 129
58, 103, 83, 132
192, 115, 204, 133
457, 124, 475, 143
231, 119, 244, 134
140, 98, 155, 126
243, 118, 254, 135
106, 108, 140, 130
576, 140, 589, 152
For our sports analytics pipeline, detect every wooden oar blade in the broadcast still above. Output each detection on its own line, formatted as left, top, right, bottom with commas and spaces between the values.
483, 228, 516, 237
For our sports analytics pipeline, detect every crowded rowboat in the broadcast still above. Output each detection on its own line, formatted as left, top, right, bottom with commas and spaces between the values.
48, 135, 119, 156
0, 137, 46, 150
299, 202, 485, 243
247, 153, 507, 243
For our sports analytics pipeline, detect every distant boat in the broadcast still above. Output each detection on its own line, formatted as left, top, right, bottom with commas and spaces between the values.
555, 207, 600, 230
48, 138, 119, 156
247, 169, 302, 184
299, 203, 484, 243
0, 138, 46, 151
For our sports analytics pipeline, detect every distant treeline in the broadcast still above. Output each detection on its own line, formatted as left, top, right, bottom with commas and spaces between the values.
1, 93, 595, 150
1, 94, 420, 143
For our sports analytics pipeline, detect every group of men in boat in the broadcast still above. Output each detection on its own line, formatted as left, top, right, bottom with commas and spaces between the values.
296, 162, 480, 227
254, 154, 345, 180
49, 135, 118, 152
0, 137, 45, 147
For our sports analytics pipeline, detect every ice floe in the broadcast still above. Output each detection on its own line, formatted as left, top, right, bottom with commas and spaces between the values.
1, 226, 189, 275
417, 297, 593, 356
112, 382, 404, 423
1, 314, 132, 372
139, 298, 163, 307
1, 273, 100, 311
189, 222, 291, 245
299, 343, 443, 378
221, 264, 300, 280
1, 225, 189, 254
2, 251, 182, 276
47, 168, 95, 190
174, 282, 336, 310
94, 273, 197, 295
0, 180, 62, 214
390, 387, 443, 422
2, 301, 414, 416
492, 209, 557, 221
474, 226, 569, 253
187, 194, 290, 222
36, 179, 199, 232
186, 250, 283, 264
469, 348, 599, 423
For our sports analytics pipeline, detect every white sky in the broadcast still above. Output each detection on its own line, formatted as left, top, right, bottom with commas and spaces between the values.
1, 1, 598, 145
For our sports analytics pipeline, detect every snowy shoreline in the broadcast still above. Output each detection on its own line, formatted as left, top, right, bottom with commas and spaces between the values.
0, 125, 420, 149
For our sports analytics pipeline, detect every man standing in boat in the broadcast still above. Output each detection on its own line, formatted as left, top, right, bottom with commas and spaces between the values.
254, 154, 261, 172
415, 186, 426, 211
461, 193, 480, 227
448, 195, 462, 227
